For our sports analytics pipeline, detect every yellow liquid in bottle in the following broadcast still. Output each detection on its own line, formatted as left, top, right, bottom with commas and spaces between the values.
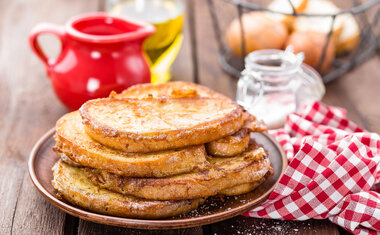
107, 0, 184, 83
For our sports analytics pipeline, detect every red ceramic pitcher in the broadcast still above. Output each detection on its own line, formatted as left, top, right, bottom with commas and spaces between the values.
29, 13, 155, 110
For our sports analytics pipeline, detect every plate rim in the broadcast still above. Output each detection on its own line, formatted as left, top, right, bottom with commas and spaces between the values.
28, 128, 288, 230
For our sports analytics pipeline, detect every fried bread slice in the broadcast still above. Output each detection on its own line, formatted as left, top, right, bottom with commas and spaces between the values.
206, 112, 267, 157
113, 82, 268, 135
52, 161, 205, 219
219, 169, 272, 196
112, 81, 249, 156
54, 112, 210, 177
80, 97, 244, 153
206, 128, 250, 157
110, 81, 229, 100
242, 112, 268, 133
110, 81, 266, 156
219, 182, 262, 196
85, 144, 271, 200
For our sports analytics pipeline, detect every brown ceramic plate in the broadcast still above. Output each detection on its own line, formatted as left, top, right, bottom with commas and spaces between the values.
28, 128, 287, 230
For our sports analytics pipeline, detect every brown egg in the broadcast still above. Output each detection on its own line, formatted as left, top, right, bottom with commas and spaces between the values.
285, 30, 335, 74
226, 12, 288, 57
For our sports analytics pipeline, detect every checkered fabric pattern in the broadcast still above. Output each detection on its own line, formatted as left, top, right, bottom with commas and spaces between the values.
244, 102, 380, 235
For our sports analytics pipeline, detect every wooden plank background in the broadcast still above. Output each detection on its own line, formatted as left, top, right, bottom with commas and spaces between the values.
1, 0, 378, 234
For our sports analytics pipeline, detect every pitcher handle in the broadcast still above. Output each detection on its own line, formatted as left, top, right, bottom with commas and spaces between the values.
236, 71, 264, 108
29, 23, 66, 67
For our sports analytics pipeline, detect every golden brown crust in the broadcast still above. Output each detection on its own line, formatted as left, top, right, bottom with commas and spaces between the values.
55, 112, 210, 177
52, 161, 206, 219
206, 112, 267, 157
242, 112, 268, 133
80, 97, 244, 153
219, 182, 262, 196
206, 129, 250, 157
85, 145, 271, 200
219, 169, 272, 196
110, 81, 230, 100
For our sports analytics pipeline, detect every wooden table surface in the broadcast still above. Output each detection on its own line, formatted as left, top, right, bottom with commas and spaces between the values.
1, 0, 379, 234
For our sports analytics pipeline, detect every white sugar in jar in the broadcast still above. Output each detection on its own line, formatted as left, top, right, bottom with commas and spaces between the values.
236, 47, 325, 129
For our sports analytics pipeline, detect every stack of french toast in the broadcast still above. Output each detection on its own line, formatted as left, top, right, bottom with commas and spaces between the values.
51, 81, 272, 219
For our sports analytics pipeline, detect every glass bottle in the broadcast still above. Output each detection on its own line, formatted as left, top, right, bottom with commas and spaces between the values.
106, 0, 185, 84
236, 47, 325, 129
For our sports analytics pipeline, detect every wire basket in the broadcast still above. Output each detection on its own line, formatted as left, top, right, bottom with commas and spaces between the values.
206, 0, 380, 83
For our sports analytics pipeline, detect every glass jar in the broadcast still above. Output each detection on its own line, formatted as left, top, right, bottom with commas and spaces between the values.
106, 0, 185, 84
236, 47, 325, 129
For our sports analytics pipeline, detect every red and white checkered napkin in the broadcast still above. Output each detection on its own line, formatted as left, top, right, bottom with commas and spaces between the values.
244, 102, 380, 235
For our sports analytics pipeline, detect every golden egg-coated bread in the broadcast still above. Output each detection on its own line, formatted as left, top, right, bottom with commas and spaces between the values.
206, 128, 250, 158
206, 113, 267, 157
54, 111, 210, 177
85, 144, 271, 200
80, 97, 245, 153
219, 170, 272, 196
110, 81, 229, 100
110, 81, 267, 157
52, 161, 205, 219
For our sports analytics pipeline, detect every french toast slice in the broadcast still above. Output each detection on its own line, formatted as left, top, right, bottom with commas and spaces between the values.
219, 182, 263, 196
54, 112, 210, 177
206, 128, 250, 157
111, 81, 267, 156
114, 82, 268, 135
80, 97, 244, 153
110, 81, 229, 100
85, 143, 271, 200
219, 169, 272, 196
52, 161, 205, 219
113, 81, 249, 156
206, 112, 267, 157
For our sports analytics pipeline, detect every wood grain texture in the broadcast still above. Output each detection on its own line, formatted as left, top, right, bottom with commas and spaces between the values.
0, 0, 99, 234
78, 221, 203, 235
209, 216, 340, 235
11, 175, 66, 235
323, 56, 380, 132
193, 0, 238, 99
323, 80, 368, 129
171, 0, 194, 83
